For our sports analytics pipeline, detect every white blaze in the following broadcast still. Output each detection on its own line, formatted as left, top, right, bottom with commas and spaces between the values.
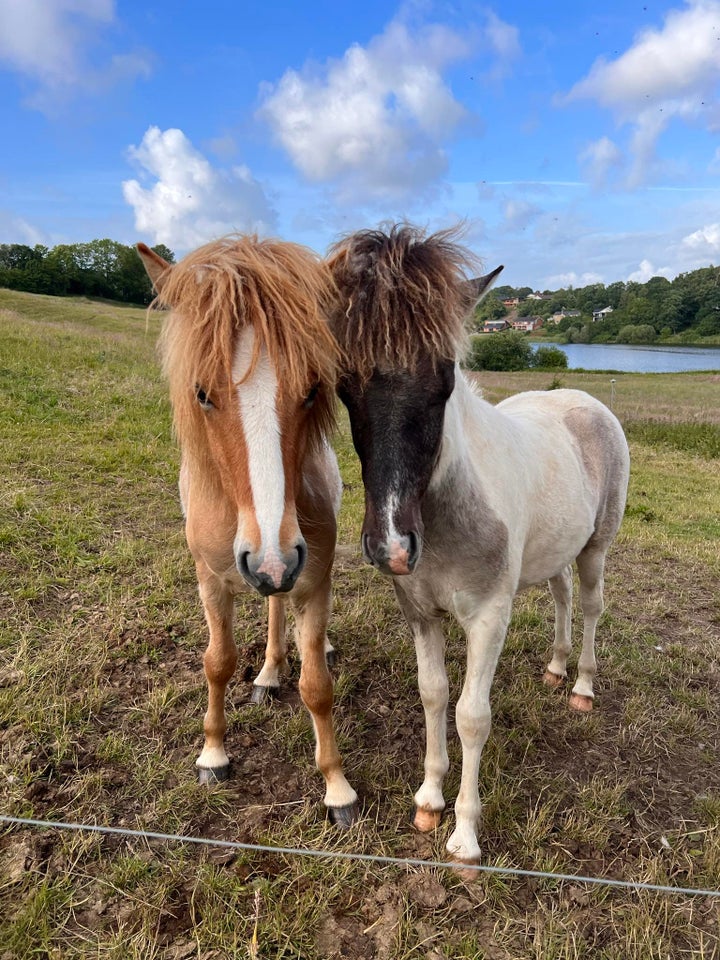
233, 328, 286, 585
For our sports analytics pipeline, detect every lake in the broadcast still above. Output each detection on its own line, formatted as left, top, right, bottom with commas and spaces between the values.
535, 342, 720, 373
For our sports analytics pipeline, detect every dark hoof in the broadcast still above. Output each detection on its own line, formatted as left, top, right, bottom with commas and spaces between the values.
197, 765, 230, 785
250, 684, 279, 705
328, 801, 360, 829
325, 649, 337, 668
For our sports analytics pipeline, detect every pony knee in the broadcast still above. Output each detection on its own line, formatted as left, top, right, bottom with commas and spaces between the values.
203, 647, 237, 685
418, 676, 449, 713
299, 671, 333, 717
455, 702, 491, 747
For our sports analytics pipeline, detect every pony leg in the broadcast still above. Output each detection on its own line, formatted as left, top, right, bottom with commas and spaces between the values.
544, 565, 573, 687
410, 619, 449, 832
250, 596, 288, 704
293, 582, 358, 827
447, 596, 512, 866
195, 562, 237, 782
570, 546, 606, 712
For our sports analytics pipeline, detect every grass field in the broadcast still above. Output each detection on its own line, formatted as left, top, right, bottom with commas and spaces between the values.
1, 286, 719, 959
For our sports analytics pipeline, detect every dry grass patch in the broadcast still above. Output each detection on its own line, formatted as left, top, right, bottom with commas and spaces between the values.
1, 293, 719, 957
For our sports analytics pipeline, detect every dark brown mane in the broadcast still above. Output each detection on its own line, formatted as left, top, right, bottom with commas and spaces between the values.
157, 235, 338, 453
327, 224, 481, 381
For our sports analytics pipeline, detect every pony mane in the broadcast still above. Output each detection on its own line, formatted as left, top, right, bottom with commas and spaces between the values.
326, 224, 481, 381
157, 235, 338, 454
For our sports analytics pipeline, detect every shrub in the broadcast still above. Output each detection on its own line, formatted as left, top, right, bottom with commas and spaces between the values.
617, 324, 657, 344
531, 345, 568, 369
466, 331, 534, 371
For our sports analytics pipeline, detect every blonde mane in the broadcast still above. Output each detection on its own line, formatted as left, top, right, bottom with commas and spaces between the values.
157, 236, 339, 455
327, 224, 481, 382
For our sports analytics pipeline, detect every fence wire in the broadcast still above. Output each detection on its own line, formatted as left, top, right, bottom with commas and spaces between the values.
2, 814, 719, 899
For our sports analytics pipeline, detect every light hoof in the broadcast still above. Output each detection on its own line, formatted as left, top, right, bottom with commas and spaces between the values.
569, 693, 594, 713
249, 684, 279, 706
542, 670, 565, 689
327, 801, 360, 830
451, 858, 483, 882
325, 649, 337, 669
413, 806, 443, 833
197, 765, 230, 785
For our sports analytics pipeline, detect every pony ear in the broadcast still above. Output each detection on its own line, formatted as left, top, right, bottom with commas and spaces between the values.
137, 242, 172, 295
461, 265, 504, 312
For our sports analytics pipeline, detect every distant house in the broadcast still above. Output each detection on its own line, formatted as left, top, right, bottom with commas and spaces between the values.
550, 309, 581, 324
526, 292, 552, 301
511, 316, 543, 332
501, 297, 520, 307
483, 319, 511, 333
592, 306, 614, 322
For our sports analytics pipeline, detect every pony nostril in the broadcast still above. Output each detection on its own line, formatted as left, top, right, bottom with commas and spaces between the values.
238, 551, 252, 579
407, 530, 420, 567
361, 533, 373, 563
295, 541, 307, 573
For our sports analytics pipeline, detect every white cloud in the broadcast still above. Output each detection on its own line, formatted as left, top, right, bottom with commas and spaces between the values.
501, 199, 542, 232
544, 270, 604, 289
627, 258, 673, 283
0, 0, 151, 108
122, 127, 278, 251
258, 15, 518, 202
0, 211, 47, 246
484, 10, 521, 60
483, 10, 521, 79
579, 137, 624, 187
565, 1, 720, 185
682, 222, 720, 251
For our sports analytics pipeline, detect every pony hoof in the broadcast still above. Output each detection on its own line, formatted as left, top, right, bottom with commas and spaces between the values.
569, 693, 594, 713
328, 801, 360, 829
325, 649, 337, 669
542, 670, 565, 689
249, 684, 279, 705
413, 806, 443, 832
452, 858, 482, 882
197, 765, 230, 785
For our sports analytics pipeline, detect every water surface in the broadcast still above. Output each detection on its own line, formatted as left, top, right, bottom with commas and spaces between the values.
536, 343, 720, 373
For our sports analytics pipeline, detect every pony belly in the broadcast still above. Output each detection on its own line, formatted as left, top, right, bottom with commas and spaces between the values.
518, 527, 593, 589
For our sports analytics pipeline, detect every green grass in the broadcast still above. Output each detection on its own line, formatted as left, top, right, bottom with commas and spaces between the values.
1, 287, 720, 958
624, 421, 720, 459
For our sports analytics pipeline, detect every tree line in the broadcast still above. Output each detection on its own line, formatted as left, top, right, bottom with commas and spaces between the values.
0, 240, 175, 305
2, 240, 718, 341
477, 265, 720, 342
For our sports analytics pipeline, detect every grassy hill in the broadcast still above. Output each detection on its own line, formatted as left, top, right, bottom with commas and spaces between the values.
1, 287, 719, 958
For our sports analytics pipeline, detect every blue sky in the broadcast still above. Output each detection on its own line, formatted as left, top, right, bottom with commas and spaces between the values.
1, 0, 719, 288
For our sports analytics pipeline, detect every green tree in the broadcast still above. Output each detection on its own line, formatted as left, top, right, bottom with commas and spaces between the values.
151, 243, 175, 264
567, 324, 591, 343
472, 294, 507, 330
531, 345, 568, 369
466, 331, 534, 371
617, 324, 657, 344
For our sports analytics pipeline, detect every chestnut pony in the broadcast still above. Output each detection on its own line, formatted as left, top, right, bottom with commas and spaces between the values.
138, 237, 358, 826
328, 225, 629, 865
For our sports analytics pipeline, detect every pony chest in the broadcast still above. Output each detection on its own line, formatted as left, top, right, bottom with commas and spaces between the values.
420, 479, 509, 584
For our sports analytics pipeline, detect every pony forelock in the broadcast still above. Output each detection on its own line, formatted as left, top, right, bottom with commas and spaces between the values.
157, 235, 338, 454
327, 223, 482, 381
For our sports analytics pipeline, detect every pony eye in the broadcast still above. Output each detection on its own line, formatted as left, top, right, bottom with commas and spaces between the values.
195, 385, 214, 410
303, 383, 320, 409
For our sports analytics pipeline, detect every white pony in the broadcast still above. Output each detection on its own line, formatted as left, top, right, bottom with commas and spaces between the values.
328, 225, 630, 867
